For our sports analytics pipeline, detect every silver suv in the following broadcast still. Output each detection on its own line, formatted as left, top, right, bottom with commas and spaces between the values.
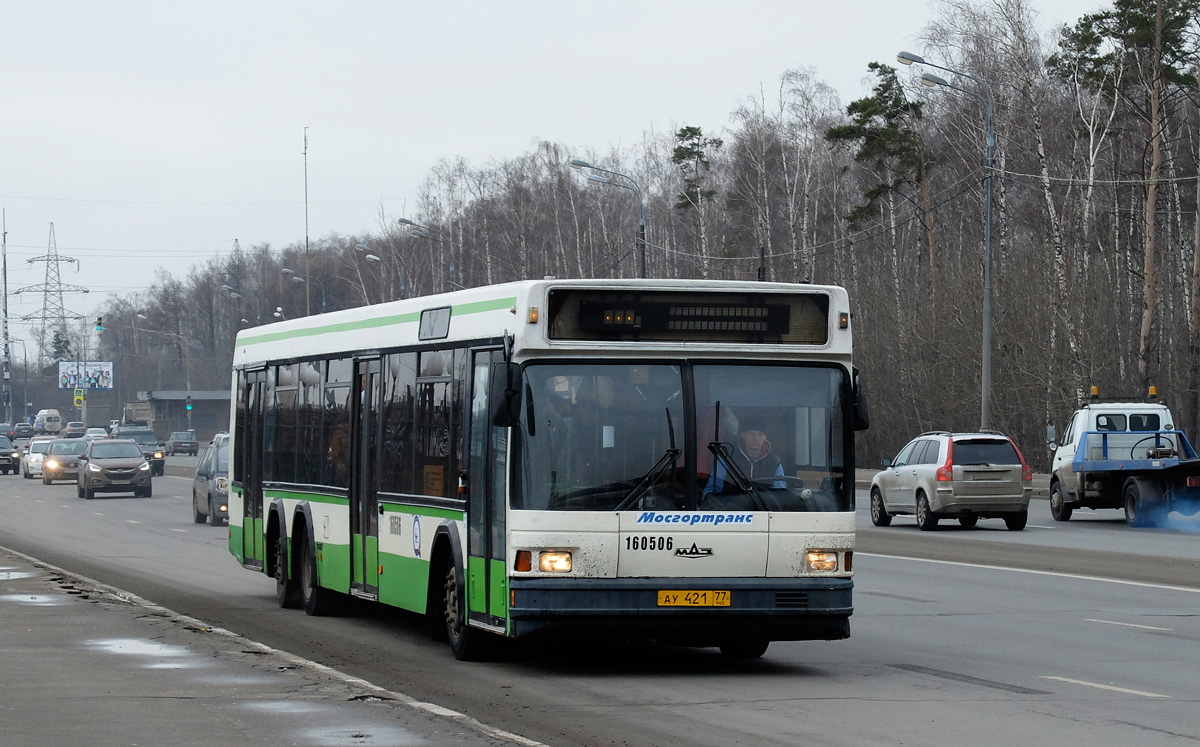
869, 431, 1033, 530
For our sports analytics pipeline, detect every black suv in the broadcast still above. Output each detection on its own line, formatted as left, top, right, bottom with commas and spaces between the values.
112, 427, 165, 476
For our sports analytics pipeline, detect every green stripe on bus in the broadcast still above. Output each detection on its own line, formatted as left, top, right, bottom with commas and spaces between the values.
238, 296, 517, 346
380, 503, 464, 522
265, 489, 349, 505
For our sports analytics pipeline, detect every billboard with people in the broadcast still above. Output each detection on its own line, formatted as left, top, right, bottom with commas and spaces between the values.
58, 361, 114, 390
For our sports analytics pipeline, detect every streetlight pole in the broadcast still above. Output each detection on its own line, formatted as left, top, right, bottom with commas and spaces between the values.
569, 158, 647, 278
9, 338, 28, 421
222, 285, 262, 324
282, 268, 326, 313
355, 243, 407, 301
898, 51, 995, 430
398, 219, 455, 292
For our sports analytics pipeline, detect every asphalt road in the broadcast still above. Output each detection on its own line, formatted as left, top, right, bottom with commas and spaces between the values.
1, 461, 1198, 746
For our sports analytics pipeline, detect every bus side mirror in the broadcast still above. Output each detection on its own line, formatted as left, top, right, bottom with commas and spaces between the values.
853, 369, 870, 431
489, 362, 523, 428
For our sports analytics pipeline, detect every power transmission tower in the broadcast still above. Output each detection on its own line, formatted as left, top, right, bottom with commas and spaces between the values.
17, 223, 88, 366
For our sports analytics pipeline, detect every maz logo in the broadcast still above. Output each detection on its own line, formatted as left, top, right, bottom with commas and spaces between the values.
675, 543, 714, 559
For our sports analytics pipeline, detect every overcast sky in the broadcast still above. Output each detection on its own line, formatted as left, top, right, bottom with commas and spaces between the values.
1, 0, 1100, 339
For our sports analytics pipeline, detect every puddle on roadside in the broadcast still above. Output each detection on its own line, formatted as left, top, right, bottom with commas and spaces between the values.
198, 674, 283, 686
300, 725, 425, 746
243, 700, 336, 715
86, 638, 191, 657
0, 593, 67, 606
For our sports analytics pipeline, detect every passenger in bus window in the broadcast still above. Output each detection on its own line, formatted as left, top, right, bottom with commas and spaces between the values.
703, 416, 785, 496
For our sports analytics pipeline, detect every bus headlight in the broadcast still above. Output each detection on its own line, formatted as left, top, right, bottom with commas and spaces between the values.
806, 551, 839, 572
538, 551, 573, 572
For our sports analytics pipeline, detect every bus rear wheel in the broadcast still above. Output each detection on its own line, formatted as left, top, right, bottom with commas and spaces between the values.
299, 531, 336, 616
443, 560, 488, 661
274, 532, 302, 609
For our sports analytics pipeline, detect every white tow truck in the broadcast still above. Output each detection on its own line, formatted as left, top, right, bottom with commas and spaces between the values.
1048, 389, 1200, 527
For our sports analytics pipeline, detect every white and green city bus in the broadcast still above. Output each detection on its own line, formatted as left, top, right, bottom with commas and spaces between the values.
228, 279, 868, 659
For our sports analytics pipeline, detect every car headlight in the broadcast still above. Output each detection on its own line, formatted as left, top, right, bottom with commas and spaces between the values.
139, 462, 151, 471
153, 451, 164, 459
9, 451, 18, 459
87, 463, 102, 472
45, 459, 58, 469
216, 476, 229, 496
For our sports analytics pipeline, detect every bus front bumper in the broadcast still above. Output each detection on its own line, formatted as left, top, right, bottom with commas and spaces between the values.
508, 576, 852, 643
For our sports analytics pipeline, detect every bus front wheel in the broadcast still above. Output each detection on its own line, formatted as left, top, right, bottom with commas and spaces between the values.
443, 560, 488, 661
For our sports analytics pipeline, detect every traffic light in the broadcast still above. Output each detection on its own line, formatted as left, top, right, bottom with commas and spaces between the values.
186, 395, 193, 411
95, 316, 103, 331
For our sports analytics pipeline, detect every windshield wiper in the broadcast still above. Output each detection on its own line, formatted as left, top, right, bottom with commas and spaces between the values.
707, 440, 769, 511
614, 408, 681, 512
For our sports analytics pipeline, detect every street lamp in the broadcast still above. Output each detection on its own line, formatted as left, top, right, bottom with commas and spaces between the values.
273, 306, 285, 319
221, 284, 261, 324
898, 51, 996, 430
569, 158, 647, 278
356, 243, 407, 300
398, 219, 456, 292
282, 268, 326, 313
8, 338, 29, 420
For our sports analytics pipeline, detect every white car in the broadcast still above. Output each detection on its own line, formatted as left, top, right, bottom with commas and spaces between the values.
20, 438, 54, 479
83, 427, 109, 441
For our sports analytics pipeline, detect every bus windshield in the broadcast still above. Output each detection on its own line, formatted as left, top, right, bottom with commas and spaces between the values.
514, 362, 850, 512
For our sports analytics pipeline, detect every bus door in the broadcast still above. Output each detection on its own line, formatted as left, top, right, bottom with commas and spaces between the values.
351, 358, 382, 597
467, 350, 508, 629
241, 368, 267, 568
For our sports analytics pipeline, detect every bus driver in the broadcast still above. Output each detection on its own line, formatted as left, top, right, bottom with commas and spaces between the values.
704, 415, 786, 496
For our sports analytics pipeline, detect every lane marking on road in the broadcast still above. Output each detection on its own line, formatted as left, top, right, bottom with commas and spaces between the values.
0, 542, 553, 747
860, 553, 1200, 594
126, 520, 141, 524
169, 529, 186, 533
1040, 676, 1169, 698
1027, 524, 1056, 529
1085, 618, 1173, 631
161, 476, 192, 482
93, 513, 105, 517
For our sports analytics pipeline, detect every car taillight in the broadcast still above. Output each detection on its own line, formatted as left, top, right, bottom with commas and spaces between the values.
1011, 440, 1033, 481
936, 439, 954, 481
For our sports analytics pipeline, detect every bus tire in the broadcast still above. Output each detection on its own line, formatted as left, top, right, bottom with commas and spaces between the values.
1049, 482, 1072, 521
299, 531, 335, 616
869, 488, 891, 527
274, 532, 302, 609
719, 639, 769, 659
443, 558, 488, 661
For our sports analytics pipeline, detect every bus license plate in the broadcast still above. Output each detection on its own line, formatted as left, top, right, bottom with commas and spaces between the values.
657, 590, 730, 607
